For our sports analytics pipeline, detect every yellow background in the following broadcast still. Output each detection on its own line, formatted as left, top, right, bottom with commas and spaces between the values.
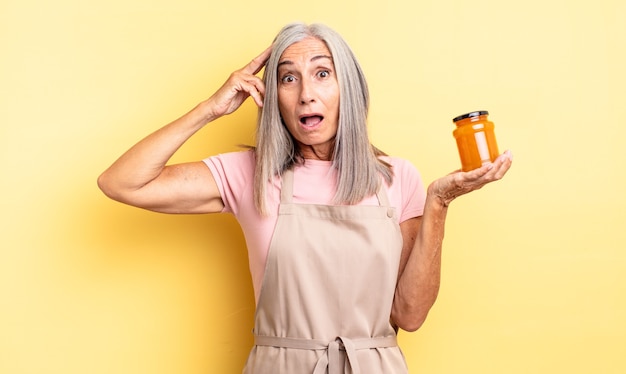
2, 0, 625, 372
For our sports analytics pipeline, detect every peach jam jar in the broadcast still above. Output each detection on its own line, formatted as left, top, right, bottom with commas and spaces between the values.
452, 111, 499, 172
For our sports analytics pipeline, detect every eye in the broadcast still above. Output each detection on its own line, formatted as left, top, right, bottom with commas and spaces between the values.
317, 70, 331, 78
281, 74, 296, 83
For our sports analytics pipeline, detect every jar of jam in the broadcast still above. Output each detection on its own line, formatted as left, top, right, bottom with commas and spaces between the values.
452, 111, 499, 172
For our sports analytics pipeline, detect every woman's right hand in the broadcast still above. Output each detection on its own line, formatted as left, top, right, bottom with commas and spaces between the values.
98, 45, 273, 214
204, 45, 273, 120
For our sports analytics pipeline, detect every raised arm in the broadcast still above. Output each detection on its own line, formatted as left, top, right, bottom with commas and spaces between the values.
392, 150, 513, 331
97, 46, 272, 214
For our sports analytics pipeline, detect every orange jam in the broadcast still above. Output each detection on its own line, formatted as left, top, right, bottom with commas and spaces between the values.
452, 111, 499, 172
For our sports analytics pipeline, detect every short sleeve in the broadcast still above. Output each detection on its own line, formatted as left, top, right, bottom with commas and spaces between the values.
202, 150, 255, 215
394, 158, 426, 223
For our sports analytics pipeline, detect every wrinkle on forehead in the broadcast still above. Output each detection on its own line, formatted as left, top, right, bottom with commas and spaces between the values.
278, 37, 333, 65
278, 55, 333, 68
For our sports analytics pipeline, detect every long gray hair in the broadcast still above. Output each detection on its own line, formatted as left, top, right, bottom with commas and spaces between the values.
254, 23, 393, 214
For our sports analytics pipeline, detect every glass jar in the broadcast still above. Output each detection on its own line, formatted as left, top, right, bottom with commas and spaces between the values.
452, 111, 499, 172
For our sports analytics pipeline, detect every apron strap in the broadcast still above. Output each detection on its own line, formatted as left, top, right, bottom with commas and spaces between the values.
376, 182, 396, 222
254, 335, 398, 374
280, 169, 294, 204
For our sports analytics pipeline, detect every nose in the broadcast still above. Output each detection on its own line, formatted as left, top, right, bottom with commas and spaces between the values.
299, 79, 315, 104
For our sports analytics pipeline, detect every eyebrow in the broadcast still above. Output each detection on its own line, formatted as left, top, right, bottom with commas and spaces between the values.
277, 55, 333, 68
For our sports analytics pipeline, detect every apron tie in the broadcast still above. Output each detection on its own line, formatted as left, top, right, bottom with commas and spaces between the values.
255, 335, 397, 374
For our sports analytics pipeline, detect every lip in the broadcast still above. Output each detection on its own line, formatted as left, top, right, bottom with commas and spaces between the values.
298, 113, 325, 129
298, 112, 325, 121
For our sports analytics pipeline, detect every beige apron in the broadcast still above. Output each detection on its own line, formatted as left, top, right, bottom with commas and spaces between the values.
243, 169, 408, 374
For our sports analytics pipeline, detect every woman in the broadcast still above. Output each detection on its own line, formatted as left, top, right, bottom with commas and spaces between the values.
98, 23, 512, 373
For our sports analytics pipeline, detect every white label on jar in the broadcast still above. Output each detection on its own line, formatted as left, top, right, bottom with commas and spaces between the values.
474, 131, 490, 164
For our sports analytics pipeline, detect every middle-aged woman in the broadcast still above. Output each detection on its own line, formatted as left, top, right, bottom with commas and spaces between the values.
98, 23, 512, 373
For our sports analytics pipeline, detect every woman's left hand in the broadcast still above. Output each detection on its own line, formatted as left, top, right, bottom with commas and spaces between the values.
428, 150, 513, 207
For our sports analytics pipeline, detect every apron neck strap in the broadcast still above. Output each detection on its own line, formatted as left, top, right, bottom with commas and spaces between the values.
280, 169, 294, 204
375, 183, 390, 207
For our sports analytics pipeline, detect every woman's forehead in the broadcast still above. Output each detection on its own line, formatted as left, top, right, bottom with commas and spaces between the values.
279, 37, 332, 63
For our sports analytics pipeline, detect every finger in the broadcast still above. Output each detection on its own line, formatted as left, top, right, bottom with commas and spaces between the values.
471, 150, 513, 179
249, 87, 264, 107
242, 75, 266, 106
243, 45, 273, 75
463, 163, 492, 180
238, 79, 264, 107
492, 151, 513, 179
494, 150, 513, 165
247, 75, 266, 96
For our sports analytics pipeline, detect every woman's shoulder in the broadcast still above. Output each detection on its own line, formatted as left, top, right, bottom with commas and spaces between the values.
202, 149, 256, 189
379, 155, 420, 176
204, 149, 255, 169
379, 156, 426, 218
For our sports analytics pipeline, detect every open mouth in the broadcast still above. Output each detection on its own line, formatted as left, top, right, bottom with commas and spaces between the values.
299, 115, 324, 127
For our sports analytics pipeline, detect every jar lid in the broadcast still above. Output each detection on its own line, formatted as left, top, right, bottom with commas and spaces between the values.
452, 110, 489, 122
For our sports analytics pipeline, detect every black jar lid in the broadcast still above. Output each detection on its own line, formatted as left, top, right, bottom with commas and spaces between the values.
453, 110, 489, 122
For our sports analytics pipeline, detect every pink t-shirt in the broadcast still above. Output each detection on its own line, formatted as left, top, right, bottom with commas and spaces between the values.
203, 150, 426, 302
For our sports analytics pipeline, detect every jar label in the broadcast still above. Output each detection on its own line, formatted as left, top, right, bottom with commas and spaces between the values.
475, 131, 491, 164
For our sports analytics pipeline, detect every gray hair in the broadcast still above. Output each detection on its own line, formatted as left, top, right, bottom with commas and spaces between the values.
254, 23, 393, 214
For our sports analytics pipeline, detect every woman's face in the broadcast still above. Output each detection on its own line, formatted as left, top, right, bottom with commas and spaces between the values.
277, 37, 339, 161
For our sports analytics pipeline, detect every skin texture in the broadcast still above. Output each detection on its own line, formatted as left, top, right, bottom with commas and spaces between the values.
97, 41, 513, 332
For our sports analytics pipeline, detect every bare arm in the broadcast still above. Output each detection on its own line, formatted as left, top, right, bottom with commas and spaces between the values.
97, 47, 272, 214
391, 150, 513, 331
